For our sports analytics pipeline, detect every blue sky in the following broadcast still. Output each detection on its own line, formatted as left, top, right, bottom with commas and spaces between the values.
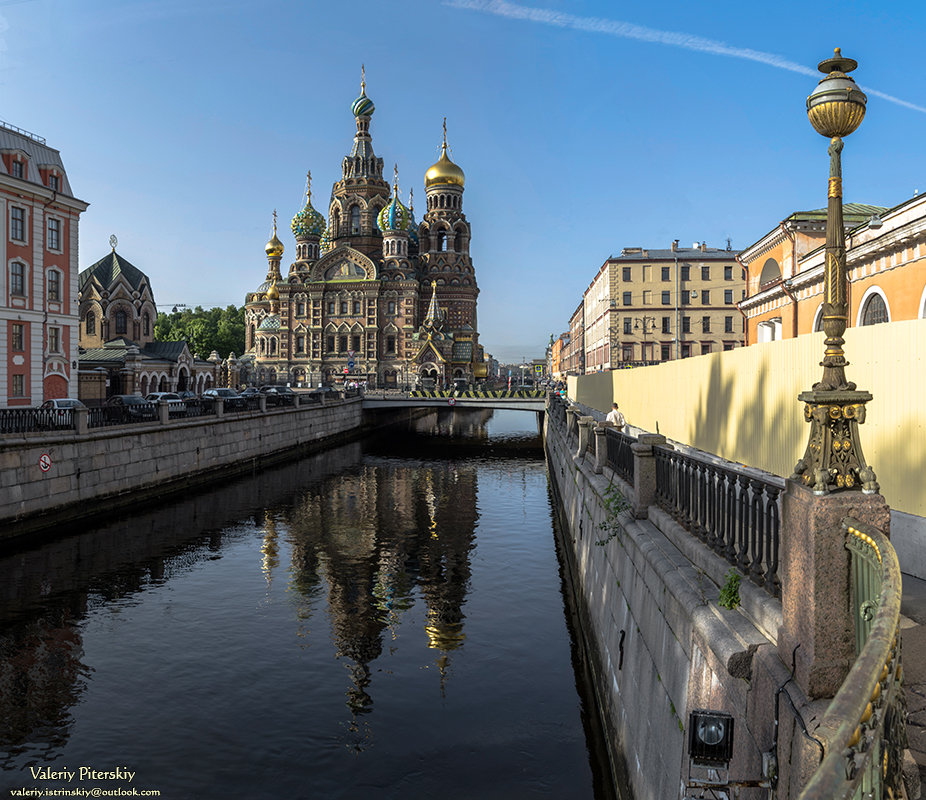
3, 0, 926, 362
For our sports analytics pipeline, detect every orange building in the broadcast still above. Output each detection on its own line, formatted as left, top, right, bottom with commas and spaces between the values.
1, 121, 88, 406
737, 198, 926, 342
550, 331, 569, 380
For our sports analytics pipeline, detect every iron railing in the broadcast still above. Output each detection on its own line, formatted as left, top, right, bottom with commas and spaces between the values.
0, 408, 73, 433
88, 404, 158, 429
604, 427, 635, 484
654, 446, 782, 596
798, 519, 906, 800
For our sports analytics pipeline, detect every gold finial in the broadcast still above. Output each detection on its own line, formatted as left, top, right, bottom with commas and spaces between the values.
834, 47, 842, 57
394, 162, 399, 189
431, 280, 437, 290
408, 187, 414, 213
361, 64, 366, 93
272, 209, 278, 235
442, 117, 447, 150
306, 171, 312, 203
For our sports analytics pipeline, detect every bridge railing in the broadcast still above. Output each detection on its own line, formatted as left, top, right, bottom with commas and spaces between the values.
798, 518, 905, 800
604, 427, 635, 484
654, 444, 782, 596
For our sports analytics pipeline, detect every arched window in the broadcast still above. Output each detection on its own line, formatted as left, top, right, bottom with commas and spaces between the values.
332, 209, 341, 237
143, 312, 150, 336
436, 231, 445, 252
115, 309, 127, 335
86, 313, 96, 335
439, 195, 446, 209
759, 258, 781, 287
350, 206, 361, 235
249, 324, 256, 347
387, 300, 396, 314
861, 293, 889, 326
813, 305, 824, 332
454, 231, 464, 252
270, 338, 277, 356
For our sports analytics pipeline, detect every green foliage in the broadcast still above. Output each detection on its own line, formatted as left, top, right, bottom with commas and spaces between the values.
155, 305, 245, 359
718, 568, 742, 610
595, 484, 630, 546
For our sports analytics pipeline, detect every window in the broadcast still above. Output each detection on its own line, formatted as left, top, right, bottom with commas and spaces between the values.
48, 271, 61, 301
350, 206, 361, 235
49, 174, 60, 191
386, 335, 396, 353
682, 316, 691, 333
47, 219, 61, 250
339, 335, 348, 352
701, 266, 710, 281
642, 290, 652, 305
115, 309, 127, 335
326, 335, 335, 353
701, 316, 711, 334
10, 262, 25, 296
48, 327, 60, 353
661, 291, 671, 305
11, 161, 23, 179
86, 313, 96, 335
143, 312, 150, 336
661, 316, 671, 334
681, 290, 690, 305
681, 265, 690, 281
660, 266, 669, 281
11, 374, 25, 397
661, 344, 671, 361
861, 293, 889, 326
328, 301, 336, 315
351, 335, 361, 352
296, 335, 305, 353
701, 290, 710, 305
724, 289, 734, 305
622, 266, 632, 281
296, 302, 305, 316
622, 344, 634, 362
387, 300, 396, 315
353, 301, 361, 315
701, 342, 712, 355
723, 342, 735, 351
724, 265, 733, 281
340, 301, 348, 314
622, 291, 632, 306
724, 316, 734, 333
10, 207, 25, 241
623, 318, 632, 334
681, 343, 692, 359
11, 323, 24, 351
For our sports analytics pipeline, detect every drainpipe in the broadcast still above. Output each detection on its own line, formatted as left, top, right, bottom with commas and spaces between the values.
735, 254, 749, 345
779, 222, 799, 338
674, 256, 680, 359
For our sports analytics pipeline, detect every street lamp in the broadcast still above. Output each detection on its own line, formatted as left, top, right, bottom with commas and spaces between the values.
634, 315, 656, 363
791, 48, 878, 495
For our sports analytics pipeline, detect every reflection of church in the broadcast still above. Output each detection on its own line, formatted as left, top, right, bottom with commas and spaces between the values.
243, 70, 485, 389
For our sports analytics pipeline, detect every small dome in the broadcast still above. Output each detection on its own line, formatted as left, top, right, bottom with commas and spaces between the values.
266, 282, 280, 301
265, 211, 285, 258
377, 179, 411, 233
258, 314, 281, 332
292, 203, 325, 239
351, 67, 374, 117
426, 121, 464, 188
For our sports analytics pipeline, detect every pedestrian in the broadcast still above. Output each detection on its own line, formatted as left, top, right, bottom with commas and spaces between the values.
606, 402, 625, 430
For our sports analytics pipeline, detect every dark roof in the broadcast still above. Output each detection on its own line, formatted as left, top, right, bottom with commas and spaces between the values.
78, 251, 150, 293
78, 338, 191, 365
144, 341, 187, 360
784, 203, 887, 226
608, 246, 742, 261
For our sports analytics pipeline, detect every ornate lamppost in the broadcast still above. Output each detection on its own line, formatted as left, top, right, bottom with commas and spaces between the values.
791, 48, 879, 496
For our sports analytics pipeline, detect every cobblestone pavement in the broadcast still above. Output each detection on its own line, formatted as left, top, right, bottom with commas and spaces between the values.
902, 572, 926, 797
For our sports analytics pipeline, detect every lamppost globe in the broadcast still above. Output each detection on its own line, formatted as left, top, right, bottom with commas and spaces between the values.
806, 48, 867, 138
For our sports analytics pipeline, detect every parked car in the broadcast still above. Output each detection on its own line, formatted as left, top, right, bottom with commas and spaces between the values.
37, 398, 86, 429
145, 392, 184, 408
176, 390, 198, 401
202, 387, 247, 410
259, 385, 296, 406
105, 394, 157, 421
240, 387, 260, 398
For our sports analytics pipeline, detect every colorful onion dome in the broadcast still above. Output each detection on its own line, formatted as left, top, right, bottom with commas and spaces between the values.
258, 314, 281, 332
351, 65, 375, 117
265, 210, 284, 258
377, 166, 411, 232
320, 225, 333, 254
292, 171, 325, 239
425, 118, 465, 188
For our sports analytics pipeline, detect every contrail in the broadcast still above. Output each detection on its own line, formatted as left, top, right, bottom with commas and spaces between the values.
446, 0, 926, 115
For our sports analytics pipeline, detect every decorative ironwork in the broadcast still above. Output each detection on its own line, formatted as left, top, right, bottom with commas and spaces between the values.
604, 427, 635, 483
654, 446, 781, 596
798, 519, 906, 800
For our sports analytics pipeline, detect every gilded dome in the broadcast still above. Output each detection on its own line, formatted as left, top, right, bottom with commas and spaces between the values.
266, 282, 280, 301
425, 121, 464, 188
265, 232, 284, 258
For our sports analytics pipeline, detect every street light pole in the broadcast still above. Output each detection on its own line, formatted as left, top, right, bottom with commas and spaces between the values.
635, 315, 656, 363
791, 48, 878, 495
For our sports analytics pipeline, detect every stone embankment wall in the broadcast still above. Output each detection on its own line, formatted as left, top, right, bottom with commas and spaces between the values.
0, 399, 363, 539
544, 405, 823, 800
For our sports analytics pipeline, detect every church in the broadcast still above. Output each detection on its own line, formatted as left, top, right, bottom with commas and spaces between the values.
243, 70, 485, 390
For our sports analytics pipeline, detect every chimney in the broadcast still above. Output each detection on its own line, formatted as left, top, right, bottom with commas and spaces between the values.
700, 241, 707, 252
671, 239, 679, 252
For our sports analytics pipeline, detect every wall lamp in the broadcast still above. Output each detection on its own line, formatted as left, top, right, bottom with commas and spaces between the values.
688, 709, 735, 768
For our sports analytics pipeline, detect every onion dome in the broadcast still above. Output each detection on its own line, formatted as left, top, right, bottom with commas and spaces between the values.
266, 282, 280, 301
292, 171, 325, 239
377, 166, 411, 232
425, 118, 465, 188
351, 65, 375, 118
265, 210, 284, 258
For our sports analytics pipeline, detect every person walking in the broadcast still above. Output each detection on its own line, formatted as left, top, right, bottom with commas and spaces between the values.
605, 402, 625, 430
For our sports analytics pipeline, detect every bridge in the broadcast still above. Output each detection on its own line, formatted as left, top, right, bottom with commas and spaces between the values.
361, 389, 547, 412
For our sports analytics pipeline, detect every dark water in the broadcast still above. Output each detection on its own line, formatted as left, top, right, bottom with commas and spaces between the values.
0, 410, 611, 799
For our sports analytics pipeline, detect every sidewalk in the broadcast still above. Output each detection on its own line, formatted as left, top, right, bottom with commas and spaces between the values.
902, 572, 926, 794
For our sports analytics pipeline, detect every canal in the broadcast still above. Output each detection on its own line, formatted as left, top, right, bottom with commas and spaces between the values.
0, 409, 615, 799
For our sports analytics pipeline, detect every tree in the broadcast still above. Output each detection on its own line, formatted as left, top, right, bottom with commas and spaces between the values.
155, 305, 245, 359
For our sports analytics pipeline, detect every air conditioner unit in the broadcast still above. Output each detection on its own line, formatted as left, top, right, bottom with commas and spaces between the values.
690, 291, 698, 297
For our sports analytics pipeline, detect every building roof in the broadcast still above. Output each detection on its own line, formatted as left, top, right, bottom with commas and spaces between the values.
783, 203, 887, 226
608, 245, 742, 261
0, 121, 77, 197
79, 251, 151, 294
78, 338, 207, 365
